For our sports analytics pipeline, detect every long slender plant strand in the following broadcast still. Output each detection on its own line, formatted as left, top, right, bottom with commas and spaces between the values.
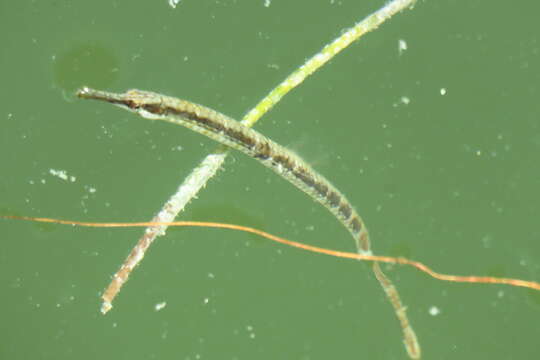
243, 0, 417, 126
3, 214, 539, 291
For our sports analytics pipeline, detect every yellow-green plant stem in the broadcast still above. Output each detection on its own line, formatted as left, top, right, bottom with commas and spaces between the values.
243, 0, 417, 126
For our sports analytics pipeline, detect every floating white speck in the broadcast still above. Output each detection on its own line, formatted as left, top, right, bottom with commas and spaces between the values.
264, 0, 271, 7
49, 169, 67, 181
429, 306, 440, 316
400, 96, 410, 105
49, 169, 76, 182
168, 0, 181, 9
154, 301, 167, 311
398, 39, 408, 55
203, 297, 209, 304
246, 325, 256, 338
440, 88, 447, 95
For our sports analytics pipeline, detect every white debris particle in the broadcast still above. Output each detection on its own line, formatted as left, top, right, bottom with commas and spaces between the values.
49, 169, 76, 182
264, 0, 271, 7
88, 187, 97, 193
203, 297, 209, 304
428, 306, 440, 316
398, 39, 407, 55
400, 96, 410, 105
168, 0, 181, 9
154, 301, 167, 311
207, 272, 215, 279
440, 88, 447, 95
49, 169, 68, 181
246, 325, 256, 339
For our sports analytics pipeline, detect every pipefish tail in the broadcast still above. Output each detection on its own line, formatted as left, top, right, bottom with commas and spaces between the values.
77, 87, 421, 359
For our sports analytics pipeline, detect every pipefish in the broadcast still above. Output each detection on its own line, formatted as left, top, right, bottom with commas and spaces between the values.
77, 87, 421, 359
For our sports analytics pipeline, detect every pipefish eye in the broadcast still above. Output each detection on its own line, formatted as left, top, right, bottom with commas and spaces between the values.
124, 100, 140, 109
141, 103, 165, 114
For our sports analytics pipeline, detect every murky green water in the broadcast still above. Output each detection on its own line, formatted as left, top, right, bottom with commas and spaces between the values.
1, 1, 539, 359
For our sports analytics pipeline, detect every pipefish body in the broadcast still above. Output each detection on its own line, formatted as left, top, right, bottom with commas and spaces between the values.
77, 87, 420, 359
77, 87, 372, 255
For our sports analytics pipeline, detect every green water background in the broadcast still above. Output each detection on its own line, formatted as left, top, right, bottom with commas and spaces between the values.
1, 1, 539, 359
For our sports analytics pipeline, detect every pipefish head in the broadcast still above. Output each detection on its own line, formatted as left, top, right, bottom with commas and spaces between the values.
123, 89, 167, 116
77, 87, 166, 115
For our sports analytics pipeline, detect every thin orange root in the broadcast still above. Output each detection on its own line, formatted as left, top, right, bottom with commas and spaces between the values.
2, 214, 539, 291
